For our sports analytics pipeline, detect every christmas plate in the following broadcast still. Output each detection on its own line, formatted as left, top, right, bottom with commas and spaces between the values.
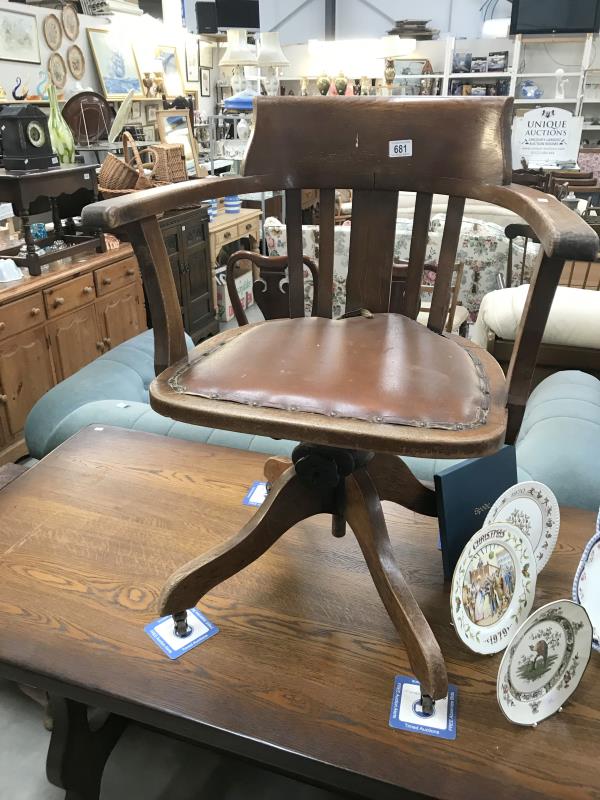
497, 600, 592, 726
451, 522, 536, 654
484, 481, 560, 573
572, 510, 600, 652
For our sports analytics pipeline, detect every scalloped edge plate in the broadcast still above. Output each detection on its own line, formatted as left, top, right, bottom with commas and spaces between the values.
451, 522, 536, 655
572, 508, 600, 652
497, 599, 592, 726
484, 481, 560, 573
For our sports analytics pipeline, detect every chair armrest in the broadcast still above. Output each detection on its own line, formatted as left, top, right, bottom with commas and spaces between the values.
473, 183, 599, 261
82, 175, 275, 230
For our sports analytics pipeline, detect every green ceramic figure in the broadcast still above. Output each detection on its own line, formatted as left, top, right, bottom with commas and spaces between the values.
47, 84, 75, 165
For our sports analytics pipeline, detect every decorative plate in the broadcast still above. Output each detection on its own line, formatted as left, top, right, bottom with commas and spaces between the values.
497, 600, 592, 726
451, 522, 536, 654
484, 481, 560, 573
43, 13, 62, 51
572, 509, 600, 651
61, 3, 80, 41
48, 53, 67, 90
67, 45, 85, 80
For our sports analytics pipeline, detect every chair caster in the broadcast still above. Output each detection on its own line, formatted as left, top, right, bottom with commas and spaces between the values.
173, 610, 192, 638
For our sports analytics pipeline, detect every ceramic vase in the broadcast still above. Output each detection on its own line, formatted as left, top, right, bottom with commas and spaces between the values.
48, 84, 75, 164
334, 72, 348, 96
384, 58, 396, 92
231, 67, 244, 94
316, 75, 330, 95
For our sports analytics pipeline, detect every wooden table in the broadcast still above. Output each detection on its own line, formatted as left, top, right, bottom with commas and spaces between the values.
0, 426, 598, 800
0, 165, 99, 275
208, 207, 261, 307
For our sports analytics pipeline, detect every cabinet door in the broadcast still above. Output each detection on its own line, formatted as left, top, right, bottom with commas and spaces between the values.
47, 306, 102, 382
183, 243, 214, 338
96, 285, 145, 351
0, 328, 55, 436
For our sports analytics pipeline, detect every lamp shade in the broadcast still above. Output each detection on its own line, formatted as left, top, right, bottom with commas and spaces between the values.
220, 29, 257, 66
381, 35, 417, 58
256, 31, 289, 67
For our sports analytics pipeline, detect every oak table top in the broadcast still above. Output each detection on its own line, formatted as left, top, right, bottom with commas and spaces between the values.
0, 426, 598, 800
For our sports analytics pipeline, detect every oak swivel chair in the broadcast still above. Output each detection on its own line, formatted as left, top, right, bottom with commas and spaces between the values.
83, 97, 598, 713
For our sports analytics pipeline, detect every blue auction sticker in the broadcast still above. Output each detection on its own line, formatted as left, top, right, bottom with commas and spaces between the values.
145, 608, 219, 660
389, 675, 458, 740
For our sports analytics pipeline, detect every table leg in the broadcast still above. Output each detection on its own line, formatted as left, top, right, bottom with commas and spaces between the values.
18, 206, 42, 277
46, 696, 126, 800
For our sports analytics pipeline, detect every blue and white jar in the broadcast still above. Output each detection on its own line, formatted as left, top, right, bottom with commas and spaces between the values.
224, 195, 242, 214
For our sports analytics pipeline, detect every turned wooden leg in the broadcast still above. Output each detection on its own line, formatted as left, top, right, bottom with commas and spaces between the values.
345, 468, 448, 702
264, 456, 293, 485
367, 453, 437, 517
160, 467, 334, 615
46, 697, 126, 800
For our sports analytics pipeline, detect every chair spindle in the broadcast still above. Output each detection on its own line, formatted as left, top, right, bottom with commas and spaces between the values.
317, 189, 335, 318
285, 188, 305, 318
403, 192, 433, 319
345, 189, 399, 314
428, 196, 465, 334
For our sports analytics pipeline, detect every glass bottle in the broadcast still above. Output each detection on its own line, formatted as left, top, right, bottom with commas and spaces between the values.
47, 83, 75, 165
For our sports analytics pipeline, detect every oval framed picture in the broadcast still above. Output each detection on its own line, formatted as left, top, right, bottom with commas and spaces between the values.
451, 522, 536, 655
61, 3, 80, 41
48, 52, 67, 89
43, 13, 62, 51
67, 44, 85, 80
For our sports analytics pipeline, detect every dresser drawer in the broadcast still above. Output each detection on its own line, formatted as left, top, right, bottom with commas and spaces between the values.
238, 219, 259, 241
214, 226, 237, 249
44, 274, 96, 318
0, 292, 46, 342
94, 256, 139, 297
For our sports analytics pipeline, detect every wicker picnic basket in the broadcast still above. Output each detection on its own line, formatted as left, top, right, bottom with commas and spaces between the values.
150, 142, 187, 184
98, 132, 156, 198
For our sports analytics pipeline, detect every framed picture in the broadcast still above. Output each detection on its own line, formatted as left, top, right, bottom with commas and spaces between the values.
199, 41, 213, 69
146, 104, 158, 122
87, 28, 143, 100
155, 44, 184, 98
452, 52, 472, 73
201, 68, 211, 97
393, 59, 434, 96
157, 108, 201, 177
142, 124, 155, 142
471, 56, 488, 73
488, 50, 509, 72
0, 9, 40, 64
185, 37, 199, 83
130, 100, 142, 122
185, 90, 199, 111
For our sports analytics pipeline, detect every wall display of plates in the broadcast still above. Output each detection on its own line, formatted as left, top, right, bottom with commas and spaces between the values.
451, 522, 536, 654
43, 13, 63, 52
61, 4, 80, 42
497, 600, 592, 726
67, 45, 85, 81
485, 481, 560, 573
572, 510, 600, 651
48, 53, 67, 89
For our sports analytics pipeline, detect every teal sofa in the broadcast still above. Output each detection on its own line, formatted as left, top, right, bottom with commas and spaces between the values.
25, 330, 600, 511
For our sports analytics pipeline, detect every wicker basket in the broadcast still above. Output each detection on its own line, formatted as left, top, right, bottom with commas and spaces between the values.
150, 142, 188, 184
99, 132, 155, 198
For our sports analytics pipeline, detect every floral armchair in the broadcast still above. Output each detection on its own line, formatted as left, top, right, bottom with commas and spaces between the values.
264, 214, 538, 322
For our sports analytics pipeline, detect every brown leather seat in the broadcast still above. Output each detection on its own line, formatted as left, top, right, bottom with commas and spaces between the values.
152, 314, 508, 457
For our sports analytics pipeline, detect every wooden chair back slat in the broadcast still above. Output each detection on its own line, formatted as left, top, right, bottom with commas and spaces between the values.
402, 192, 433, 318
427, 196, 465, 334
243, 97, 513, 193
583, 262, 592, 289
345, 189, 399, 314
285, 188, 305, 318
316, 189, 335, 318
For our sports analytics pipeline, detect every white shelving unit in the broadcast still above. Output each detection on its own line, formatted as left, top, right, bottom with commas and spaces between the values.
280, 32, 600, 143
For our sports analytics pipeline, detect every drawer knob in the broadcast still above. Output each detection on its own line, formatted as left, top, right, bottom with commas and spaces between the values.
30, 307, 41, 316
0, 322, 5, 331
246, 223, 252, 230
83, 286, 93, 295
125, 268, 135, 277
53, 297, 65, 307
102, 277, 112, 286
96, 341, 104, 351
224, 231, 231, 240
103, 337, 111, 347
0, 394, 7, 403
